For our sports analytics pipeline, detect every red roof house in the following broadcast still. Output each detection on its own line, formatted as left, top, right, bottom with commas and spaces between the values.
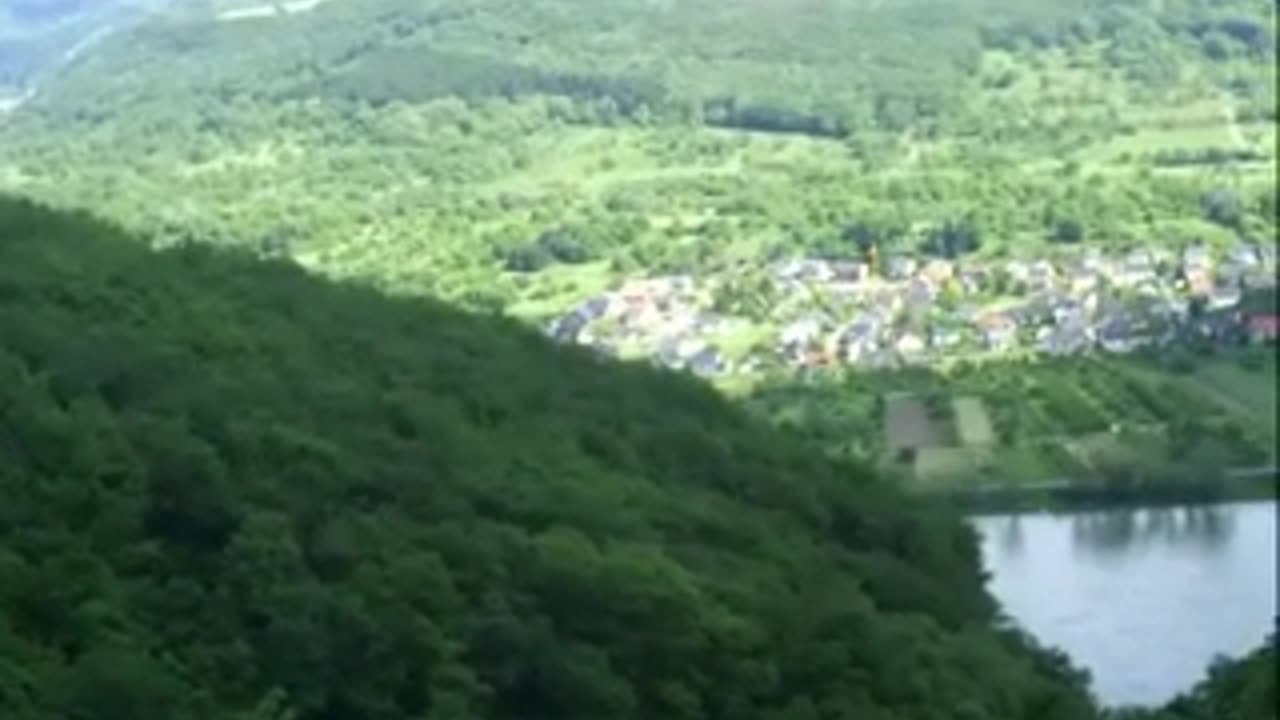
1248, 314, 1279, 342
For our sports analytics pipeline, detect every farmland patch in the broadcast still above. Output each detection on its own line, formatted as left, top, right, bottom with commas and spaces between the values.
953, 396, 995, 447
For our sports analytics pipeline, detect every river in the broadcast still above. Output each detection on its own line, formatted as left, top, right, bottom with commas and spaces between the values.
973, 500, 1277, 708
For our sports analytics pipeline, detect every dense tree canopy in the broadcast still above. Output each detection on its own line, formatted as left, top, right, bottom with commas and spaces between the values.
0, 197, 1109, 719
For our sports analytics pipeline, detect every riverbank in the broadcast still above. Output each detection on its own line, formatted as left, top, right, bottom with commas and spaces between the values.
944, 469, 1277, 514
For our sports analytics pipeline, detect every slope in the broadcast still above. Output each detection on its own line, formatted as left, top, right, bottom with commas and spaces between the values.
0, 196, 1099, 719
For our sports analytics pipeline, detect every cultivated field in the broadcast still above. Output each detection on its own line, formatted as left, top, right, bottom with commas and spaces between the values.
773, 349, 1280, 492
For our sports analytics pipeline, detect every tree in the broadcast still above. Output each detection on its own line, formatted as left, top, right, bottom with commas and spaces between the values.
922, 218, 982, 259
1201, 187, 1243, 229
1049, 216, 1085, 244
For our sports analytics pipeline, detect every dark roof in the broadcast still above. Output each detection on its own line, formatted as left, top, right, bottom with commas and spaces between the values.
655, 347, 683, 369
553, 313, 588, 341
688, 347, 724, 376
580, 296, 609, 318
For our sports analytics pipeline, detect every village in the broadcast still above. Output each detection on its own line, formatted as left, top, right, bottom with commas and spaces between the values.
543, 242, 1280, 379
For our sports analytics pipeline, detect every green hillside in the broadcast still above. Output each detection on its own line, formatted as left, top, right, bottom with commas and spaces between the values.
0, 197, 1106, 719
0, 0, 1273, 315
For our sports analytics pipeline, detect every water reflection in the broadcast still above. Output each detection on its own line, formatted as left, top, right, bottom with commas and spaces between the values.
998, 514, 1023, 554
1070, 505, 1234, 557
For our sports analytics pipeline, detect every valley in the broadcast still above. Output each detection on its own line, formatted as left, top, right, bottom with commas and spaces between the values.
0, 0, 1275, 717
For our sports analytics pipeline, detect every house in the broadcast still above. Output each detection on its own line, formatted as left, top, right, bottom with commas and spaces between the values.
1068, 271, 1099, 295
780, 340, 806, 366
1008, 300, 1049, 326
688, 346, 726, 377
954, 303, 981, 322
780, 317, 823, 347
1182, 245, 1212, 274
1187, 269, 1215, 297
1148, 246, 1175, 267
1160, 297, 1191, 321
589, 340, 618, 358
551, 312, 589, 343
838, 317, 881, 362
694, 311, 723, 332
1027, 259, 1058, 288
922, 259, 955, 284
1248, 314, 1279, 343
1078, 249, 1105, 273
778, 259, 833, 282
622, 302, 665, 331
1258, 244, 1277, 268
906, 278, 936, 308
1052, 299, 1085, 326
1207, 285, 1242, 312
895, 333, 926, 358
863, 348, 899, 369
1242, 267, 1276, 289
675, 335, 708, 360
578, 295, 611, 320
842, 337, 879, 363
831, 261, 870, 282
957, 270, 984, 295
872, 287, 906, 314
980, 315, 1017, 350
1004, 260, 1032, 284
1227, 243, 1260, 268
772, 260, 802, 280
654, 339, 684, 369
669, 274, 696, 293
929, 326, 963, 349
885, 255, 918, 280
1097, 317, 1149, 354
1110, 251, 1156, 286
1038, 326, 1090, 356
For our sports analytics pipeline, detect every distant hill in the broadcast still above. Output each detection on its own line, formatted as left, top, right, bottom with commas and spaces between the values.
0, 0, 1271, 324
0, 196, 1104, 719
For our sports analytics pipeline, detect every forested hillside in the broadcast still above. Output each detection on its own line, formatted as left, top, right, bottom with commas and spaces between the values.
0, 0, 1273, 315
0, 196, 1105, 719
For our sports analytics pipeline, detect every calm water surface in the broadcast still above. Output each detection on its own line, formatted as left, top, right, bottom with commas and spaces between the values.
973, 501, 1277, 707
